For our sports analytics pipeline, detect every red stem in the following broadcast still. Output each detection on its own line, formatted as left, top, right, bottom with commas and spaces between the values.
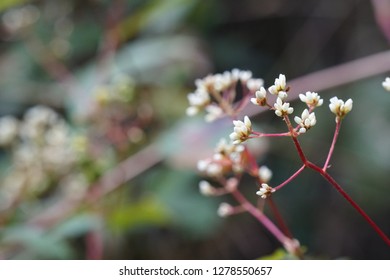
274, 164, 306, 191
307, 161, 390, 246
323, 120, 341, 171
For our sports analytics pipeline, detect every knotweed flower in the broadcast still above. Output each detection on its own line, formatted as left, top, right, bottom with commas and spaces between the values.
269, 74, 288, 99
329, 97, 353, 122
0, 116, 19, 146
217, 202, 234, 217
299, 91, 323, 108
256, 183, 275, 199
258, 165, 273, 183
294, 109, 317, 134
229, 116, 252, 145
199, 180, 216, 196
274, 98, 294, 117
383, 77, 390, 91
186, 89, 210, 116
250, 87, 267, 106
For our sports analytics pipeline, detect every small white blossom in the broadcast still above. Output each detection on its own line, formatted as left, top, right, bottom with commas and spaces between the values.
329, 97, 353, 121
250, 87, 267, 106
269, 74, 288, 99
0, 116, 19, 146
199, 180, 216, 196
229, 116, 252, 145
246, 78, 264, 92
382, 77, 390, 91
186, 89, 210, 116
299, 91, 323, 108
217, 202, 234, 217
274, 97, 294, 117
294, 109, 317, 134
197, 159, 224, 177
232, 69, 252, 83
258, 165, 273, 183
204, 104, 224, 122
256, 183, 275, 199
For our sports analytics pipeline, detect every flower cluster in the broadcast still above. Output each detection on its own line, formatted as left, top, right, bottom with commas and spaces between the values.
0, 106, 88, 211
197, 138, 245, 178
186, 71, 360, 257
229, 116, 252, 144
383, 77, 390, 91
329, 97, 353, 122
294, 109, 317, 134
256, 183, 275, 199
186, 69, 264, 122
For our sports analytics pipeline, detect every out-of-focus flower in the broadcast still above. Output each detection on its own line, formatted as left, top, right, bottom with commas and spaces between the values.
0, 116, 19, 146
382, 77, 390, 91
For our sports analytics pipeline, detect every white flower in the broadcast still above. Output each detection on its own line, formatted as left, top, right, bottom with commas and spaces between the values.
256, 183, 275, 199
269, 74, 288, 99
217, 202, 234, 217
229, 116, 252, 145
329, 97, 353, 121
250, 87, 267, 106
204, 104, 224, 122
383, 77, 390, 91
186, 89, 210, 116
199, 180, 215, 196
197, 159, 224, 177
246, 78, 264, 92
232, 69, 252, 83
299, 91, 323, 108
294, 109, 317, 134
0, 116, 19, 146
258, 165, 272, 183
274, 97, 294, 117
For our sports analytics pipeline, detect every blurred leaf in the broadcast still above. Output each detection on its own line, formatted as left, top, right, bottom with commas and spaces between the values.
0, 0, 27, 12
1, 226, 74, 259
146, 167, 222, 238
50, 214, 101, 240
108, 195, 170, 231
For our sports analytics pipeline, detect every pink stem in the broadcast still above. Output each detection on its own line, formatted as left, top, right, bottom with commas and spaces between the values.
274, 164, 306, 191
251, 131, 291, 137
307, 161, 390, 246
323, 120, 341, 171
231, 190, 298, 253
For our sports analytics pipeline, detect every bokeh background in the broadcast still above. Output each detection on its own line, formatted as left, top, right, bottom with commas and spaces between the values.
0, 0, 389, 259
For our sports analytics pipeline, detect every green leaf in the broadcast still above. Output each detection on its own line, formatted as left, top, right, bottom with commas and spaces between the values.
108, 195, 170, 232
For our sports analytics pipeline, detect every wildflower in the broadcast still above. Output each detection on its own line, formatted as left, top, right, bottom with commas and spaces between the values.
329, 97, 353, 122
232, 69, 252, 83
246, 78, 264, 92
186, 89, 210, 116
256, 183, 275, 199
250, 87, 267, 106
383, 77, 390, 91
217, 202, 234, 217
258, 165, 273, 183
0, 116, 19, 146
199, 180, 216, 196
294, 109, 317, 133
299, 91, 323, 108
274, 97, 293, 117
229, 116, 252, 144
204, 104, 224, 122
269, 74, 288, 99
197, 159, 224, 177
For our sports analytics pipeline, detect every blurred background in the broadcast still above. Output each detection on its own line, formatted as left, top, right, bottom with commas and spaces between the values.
0, 0, 389, 259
